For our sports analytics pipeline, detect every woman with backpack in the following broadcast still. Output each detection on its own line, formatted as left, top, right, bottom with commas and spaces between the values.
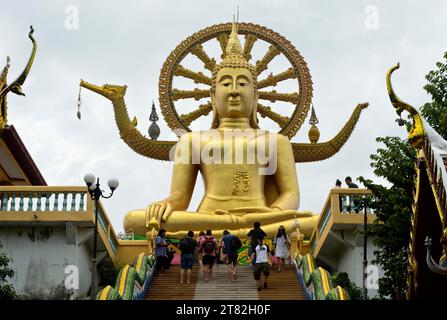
273, 225, 291, 272
199, 230, 217, 283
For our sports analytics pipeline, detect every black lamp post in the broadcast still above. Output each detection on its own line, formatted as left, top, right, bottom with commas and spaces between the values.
359, 197, 369, 300
83, 173, 119, 300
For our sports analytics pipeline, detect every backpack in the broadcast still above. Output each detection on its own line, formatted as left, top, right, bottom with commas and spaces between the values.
203, 237, 216, 255
179, 237, 190, 252
230, 236, 242, 251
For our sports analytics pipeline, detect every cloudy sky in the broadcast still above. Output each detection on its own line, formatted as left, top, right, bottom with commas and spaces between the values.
1, 0, 446, 234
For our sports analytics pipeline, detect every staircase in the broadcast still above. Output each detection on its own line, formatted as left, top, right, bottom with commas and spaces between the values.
144, 266, 198, 300
145, 264, 306, 300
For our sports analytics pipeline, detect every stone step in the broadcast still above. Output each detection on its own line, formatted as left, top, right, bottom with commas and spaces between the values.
145, 264, 306, 300
194, 264, 259, 300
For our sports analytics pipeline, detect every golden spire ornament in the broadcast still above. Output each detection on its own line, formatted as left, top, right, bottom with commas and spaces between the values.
211, 16, 257, 89
148, 100, 160, 140
308, 104, 320, 143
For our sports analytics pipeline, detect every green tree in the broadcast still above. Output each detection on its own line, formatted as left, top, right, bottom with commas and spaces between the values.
98, 257, 119, 288
359, 137, 416, 299
0, 242, 18, 300
332, 272, 363, 300
420, 52, 447, 139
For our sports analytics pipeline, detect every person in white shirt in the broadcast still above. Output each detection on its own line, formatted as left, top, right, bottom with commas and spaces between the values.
250, 236, 272, 291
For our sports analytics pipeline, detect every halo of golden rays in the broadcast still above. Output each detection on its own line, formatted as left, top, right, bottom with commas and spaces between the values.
158, 22, 313, 139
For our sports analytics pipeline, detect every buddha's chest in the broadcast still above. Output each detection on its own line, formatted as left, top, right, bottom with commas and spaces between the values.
200, 163, 266, 196
195, 134, 275, 166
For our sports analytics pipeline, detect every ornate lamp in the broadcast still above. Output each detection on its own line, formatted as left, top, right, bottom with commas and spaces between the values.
83, 173, 119, 299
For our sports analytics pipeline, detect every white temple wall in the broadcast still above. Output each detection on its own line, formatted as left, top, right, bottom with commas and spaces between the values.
0, 225, 94, 299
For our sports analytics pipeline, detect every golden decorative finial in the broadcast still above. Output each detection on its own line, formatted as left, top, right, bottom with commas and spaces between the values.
226, 15, 243, 57
308, 104, 320, 143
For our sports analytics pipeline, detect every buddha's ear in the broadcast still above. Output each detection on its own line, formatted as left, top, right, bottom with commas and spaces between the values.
210, 88, 219, 128
210, 87, 215, 103
250, 90, 260, 128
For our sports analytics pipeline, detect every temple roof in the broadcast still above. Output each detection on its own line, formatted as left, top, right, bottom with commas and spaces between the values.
0, 124, 46, 186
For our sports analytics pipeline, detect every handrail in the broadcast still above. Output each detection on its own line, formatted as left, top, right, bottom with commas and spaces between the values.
294, 253, 349, 300
0, 185, 120, 260
311, 188, 375, 258
96, 253, 156, 300
0, 186, 89, 212
95, 200, 120, 256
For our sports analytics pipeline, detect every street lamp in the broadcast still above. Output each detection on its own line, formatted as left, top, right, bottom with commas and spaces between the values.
83, 173, 119, 300
359, 197, 369, 300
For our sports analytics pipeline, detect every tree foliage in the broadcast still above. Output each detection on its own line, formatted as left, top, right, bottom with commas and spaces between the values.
357, 51, 447, 299
359, 137, 416, 299
420, 52, 447, 139
98, 257, 119, 287
332, 272, 363, 300
0, 242, 18, 300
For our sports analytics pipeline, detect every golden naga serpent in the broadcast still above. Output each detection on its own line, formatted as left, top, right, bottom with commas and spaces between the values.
0, 26, 37, 132
386, 63, 426, 149
80, 22, 368, 162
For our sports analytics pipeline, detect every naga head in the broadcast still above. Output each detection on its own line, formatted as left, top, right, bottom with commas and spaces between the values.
210, 19, 259, 129
386, 63, 426, 149
80, 79, 127, 101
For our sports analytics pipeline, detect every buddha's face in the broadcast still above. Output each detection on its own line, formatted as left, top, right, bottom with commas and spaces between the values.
212, 67, 257, 120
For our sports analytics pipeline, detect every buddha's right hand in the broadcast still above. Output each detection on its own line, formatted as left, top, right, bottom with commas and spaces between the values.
146, 201, 173, 228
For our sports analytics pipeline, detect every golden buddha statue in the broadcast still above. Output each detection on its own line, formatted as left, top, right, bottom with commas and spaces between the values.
122, 21, 318, 239
79, 20, 368, 240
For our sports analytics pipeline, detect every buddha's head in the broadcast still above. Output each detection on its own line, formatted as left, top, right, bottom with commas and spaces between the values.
210, 21, 259, 128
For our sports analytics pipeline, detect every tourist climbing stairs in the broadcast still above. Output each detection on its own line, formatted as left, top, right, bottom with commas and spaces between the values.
145, 264, 306, 300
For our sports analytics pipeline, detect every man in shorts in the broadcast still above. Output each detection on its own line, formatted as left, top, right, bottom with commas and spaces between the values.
220, 230, 241, 282
179, 230, 197, 284
199, 230, 217, 283
251, 235, 271, 291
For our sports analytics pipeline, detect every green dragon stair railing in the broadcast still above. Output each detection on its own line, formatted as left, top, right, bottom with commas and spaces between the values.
96, 252, 156, 300
294, 253, 349, 300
